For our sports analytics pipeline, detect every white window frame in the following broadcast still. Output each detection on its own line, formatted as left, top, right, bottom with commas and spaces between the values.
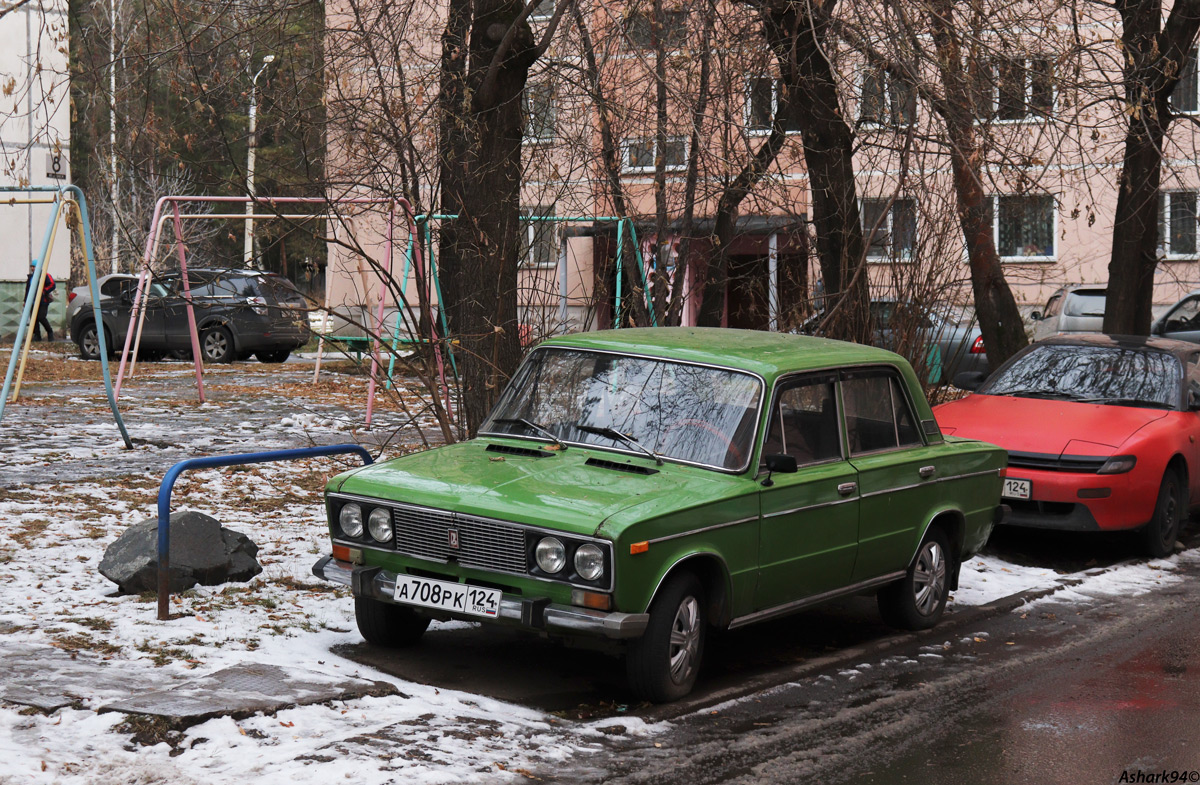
1160, 190, 1200, 259
623, 8, 689, 50
1171, 47, 1199, 115
622, 136, 688, 173
745, 76, 800, 137
529, 0, 554, 21
858, 68, 916, 129
861, 198, 917, 263
989, 194, 1057, 263
977, 57, 1055, 124
523, 81, 556, 144
520, 206, 558, 268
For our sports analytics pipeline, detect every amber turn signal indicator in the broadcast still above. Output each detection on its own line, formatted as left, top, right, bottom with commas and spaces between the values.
332, 544, 351, 562
630, 541, 649, 555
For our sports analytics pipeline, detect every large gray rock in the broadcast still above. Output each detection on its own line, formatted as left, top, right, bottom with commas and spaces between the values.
99, 511, 263, 593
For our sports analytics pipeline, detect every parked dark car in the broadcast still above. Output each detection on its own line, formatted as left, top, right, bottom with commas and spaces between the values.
70, 268, 310, 363
65, 273, 138, 325
798, 300, 989, 382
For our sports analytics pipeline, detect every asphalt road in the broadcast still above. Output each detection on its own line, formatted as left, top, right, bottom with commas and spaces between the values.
537, 544, 1200, 784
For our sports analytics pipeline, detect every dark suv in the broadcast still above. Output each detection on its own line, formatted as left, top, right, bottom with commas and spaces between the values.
70, 268, 311, 363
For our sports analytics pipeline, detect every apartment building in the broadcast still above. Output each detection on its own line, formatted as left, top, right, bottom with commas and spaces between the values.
323, 0, 1200, 342
0, 0, 71, 337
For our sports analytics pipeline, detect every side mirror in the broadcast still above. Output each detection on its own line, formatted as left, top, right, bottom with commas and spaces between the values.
764, 454, 798, 474
1030, 311, 1042, 321
953, 371, 986, 391
761, 454, 798, 486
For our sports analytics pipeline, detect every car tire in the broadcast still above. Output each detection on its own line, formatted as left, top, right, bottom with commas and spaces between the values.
200, 326, 235, 363
77, 323, 110, 361
1142, 469, 1185, 558
354, 597, 430, 647
168, 348, 192, 361
256, 350, 291, 364
878, 526, 951, 631
626, 572, 706, 703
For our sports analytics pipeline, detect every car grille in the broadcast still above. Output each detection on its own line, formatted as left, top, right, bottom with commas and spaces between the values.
1007, 451, 1107, 473
389, 504, 528, 574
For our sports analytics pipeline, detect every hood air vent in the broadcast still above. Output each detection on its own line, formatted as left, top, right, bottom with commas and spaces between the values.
486, 443, 552, 458
586, 457, 659, 475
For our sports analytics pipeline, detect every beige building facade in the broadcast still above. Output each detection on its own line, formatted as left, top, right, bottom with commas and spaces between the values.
323, 1, 1200, 342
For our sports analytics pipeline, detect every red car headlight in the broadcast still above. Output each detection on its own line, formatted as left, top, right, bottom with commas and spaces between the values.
1097, 455, 1137, 474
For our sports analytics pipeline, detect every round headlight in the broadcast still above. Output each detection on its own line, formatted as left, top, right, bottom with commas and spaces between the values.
574, 544, 605, 581
368, 508, 393, 542
535, 537, 566, 573
339, 503, 363, 537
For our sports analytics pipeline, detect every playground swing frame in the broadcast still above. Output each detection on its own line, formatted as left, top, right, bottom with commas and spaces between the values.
114, 195, 450, 427
0, 185, 132, 448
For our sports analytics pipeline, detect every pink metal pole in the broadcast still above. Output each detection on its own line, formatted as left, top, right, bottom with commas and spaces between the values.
365, 202, 396, 428
171, 203, 205, 402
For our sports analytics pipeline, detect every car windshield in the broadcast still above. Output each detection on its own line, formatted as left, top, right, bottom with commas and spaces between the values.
480, 348, 762, 470
1064, 291, 1106, 317
981, 344, 1180, 409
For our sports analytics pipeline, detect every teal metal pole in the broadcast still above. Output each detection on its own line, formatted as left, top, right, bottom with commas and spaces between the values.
614, 219, 625, 329
625, 220, 657, 327
0, 198, 63, 420
68, 185, 132, 448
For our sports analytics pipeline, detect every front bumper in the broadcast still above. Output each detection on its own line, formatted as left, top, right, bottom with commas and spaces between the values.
999, 466, 1156, 531
312, 556, 649, 640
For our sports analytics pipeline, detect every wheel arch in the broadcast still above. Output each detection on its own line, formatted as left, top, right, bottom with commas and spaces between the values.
913, 508, 966, 590
643, 552, 733, 629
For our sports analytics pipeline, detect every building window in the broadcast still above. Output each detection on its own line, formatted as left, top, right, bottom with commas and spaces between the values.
1171, 48, 1199, 114
622, 136, 687, 172
1160, 191, 1198, 258
624, 9, 688, 49
976, 58, 1054, 121
530, 0, 554, 20
521, 206, 557, 267
746, 77, 800, 134
523, 81, 555, 143
984, 194, 1056, 260
860, 68, 916, 127
862, 198, 917, 261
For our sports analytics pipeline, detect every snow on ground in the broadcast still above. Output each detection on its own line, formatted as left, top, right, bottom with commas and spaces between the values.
0, 357, 1180, 782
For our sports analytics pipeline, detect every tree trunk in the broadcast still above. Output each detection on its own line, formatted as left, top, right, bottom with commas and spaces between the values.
437, 0, 539, 436
1104, 0, 1200, 335
927, 0, 1028, 365
758, 0, 871, 344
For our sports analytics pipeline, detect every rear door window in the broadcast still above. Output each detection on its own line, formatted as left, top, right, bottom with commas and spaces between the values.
841, 369, 923, 454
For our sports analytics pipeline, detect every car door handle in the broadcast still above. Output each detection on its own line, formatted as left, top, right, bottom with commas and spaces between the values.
918, 465, 936, 479
837, 482, 857, 496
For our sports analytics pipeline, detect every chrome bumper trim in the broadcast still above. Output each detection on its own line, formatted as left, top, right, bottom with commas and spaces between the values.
311, 556, 648, 639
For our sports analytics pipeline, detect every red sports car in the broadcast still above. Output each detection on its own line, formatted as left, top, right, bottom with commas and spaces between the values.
933, 334, 1200, 557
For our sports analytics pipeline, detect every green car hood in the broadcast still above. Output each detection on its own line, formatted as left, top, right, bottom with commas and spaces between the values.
331, 439, 749, 537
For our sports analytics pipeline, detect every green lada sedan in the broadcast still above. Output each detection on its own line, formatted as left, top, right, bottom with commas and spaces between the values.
313, 328, 1006, 702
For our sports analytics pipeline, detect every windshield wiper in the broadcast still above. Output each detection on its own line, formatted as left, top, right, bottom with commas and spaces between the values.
1002, 389, 1084, 400
578, 424, 664, 465
1075, 397, 1173, 409
492, 418, 568, 451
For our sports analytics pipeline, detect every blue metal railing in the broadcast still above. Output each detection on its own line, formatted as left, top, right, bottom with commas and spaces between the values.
155, 444, 374, 619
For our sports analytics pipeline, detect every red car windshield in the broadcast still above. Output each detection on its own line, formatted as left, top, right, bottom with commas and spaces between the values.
981, 345, 1180, 409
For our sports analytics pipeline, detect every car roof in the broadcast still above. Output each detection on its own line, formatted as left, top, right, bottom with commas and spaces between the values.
539, 327, 905, 378
1034, 332, 1198, 360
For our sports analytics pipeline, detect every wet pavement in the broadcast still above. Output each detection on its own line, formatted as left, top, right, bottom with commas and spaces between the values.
542, 548, 1200, 784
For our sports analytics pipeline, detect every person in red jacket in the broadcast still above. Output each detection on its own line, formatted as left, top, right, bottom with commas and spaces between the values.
24, 262, 56, 342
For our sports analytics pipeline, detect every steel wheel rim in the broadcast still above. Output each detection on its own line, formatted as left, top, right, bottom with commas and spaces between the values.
668, 596, 701, 684
204, 331, 228, 359
912, 541, 946, 616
